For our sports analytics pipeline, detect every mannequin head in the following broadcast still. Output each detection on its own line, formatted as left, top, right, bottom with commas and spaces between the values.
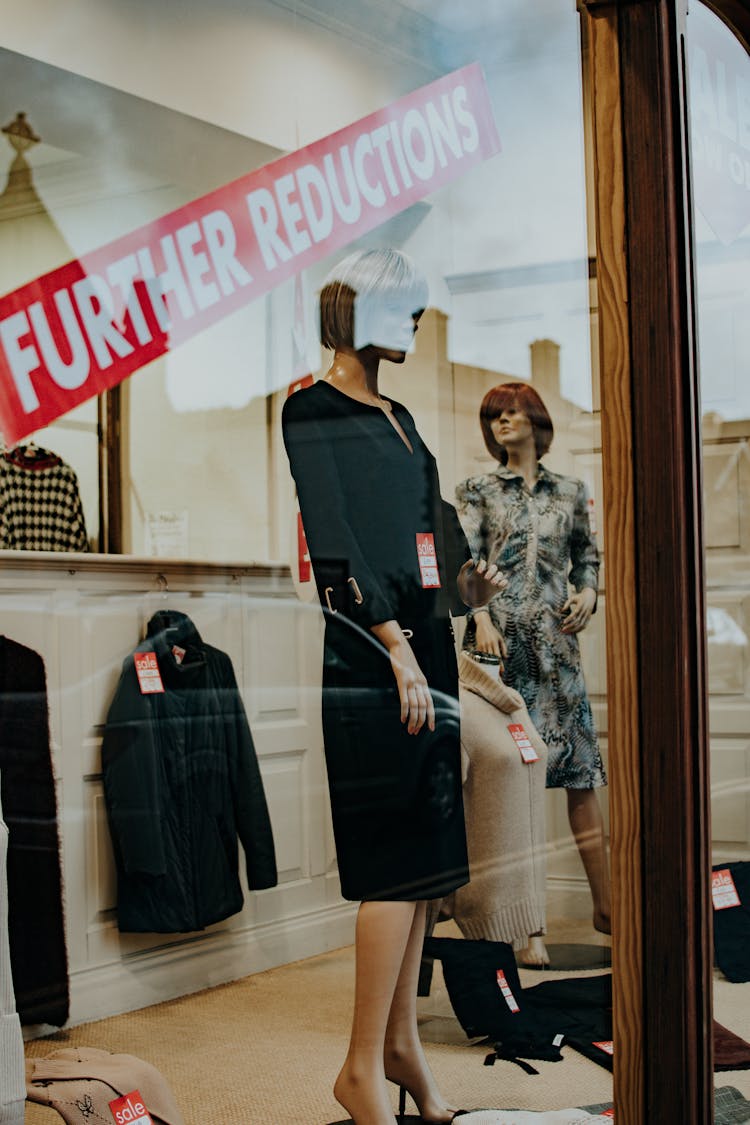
480, 382, 554, 464
319, 249, 428, 355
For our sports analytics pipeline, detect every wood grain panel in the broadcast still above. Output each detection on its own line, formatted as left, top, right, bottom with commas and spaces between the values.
580, 7, 645, 1120
618, 2, 713, 1122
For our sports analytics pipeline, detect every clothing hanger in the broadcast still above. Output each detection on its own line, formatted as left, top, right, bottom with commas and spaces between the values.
156, 574, 181, 633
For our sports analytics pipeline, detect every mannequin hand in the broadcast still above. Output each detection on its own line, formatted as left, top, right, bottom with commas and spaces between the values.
458, 557, 506, 610
561, 587, 596, 633
387, 638, 435, 735
370, 621, 434, 735
473, 611, 507, 669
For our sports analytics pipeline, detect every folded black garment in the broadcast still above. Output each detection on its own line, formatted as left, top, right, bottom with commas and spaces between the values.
713, 861, 750, 983
424, 937, 565, 1071
521, 974, 750, 1074
521, 974, 613, 1071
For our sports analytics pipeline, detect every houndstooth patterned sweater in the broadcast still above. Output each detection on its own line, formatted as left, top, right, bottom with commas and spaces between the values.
0, 446, 89, 552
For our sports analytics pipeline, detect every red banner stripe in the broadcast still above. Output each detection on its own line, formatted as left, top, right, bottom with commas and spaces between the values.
0, 64, 500, 443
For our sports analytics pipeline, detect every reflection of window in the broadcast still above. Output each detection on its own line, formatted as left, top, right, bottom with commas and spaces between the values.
0, 113, 103, 550
706, 607, 749, 647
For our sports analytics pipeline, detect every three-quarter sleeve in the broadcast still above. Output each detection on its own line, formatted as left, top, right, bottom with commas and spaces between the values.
282, 391, 396, 628
569, 480, 600, 598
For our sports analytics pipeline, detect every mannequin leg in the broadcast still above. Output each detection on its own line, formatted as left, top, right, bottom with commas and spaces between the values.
517, 930, 550, 968
383, 901, 457, 1123
333, 900, 416, 1125
567, 788, 611, 934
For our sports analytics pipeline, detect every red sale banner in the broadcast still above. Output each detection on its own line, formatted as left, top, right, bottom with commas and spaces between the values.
0, 64, 499, 443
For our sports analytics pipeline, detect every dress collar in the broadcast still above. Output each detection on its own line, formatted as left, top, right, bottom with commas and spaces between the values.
494, 461, 552, 487
145, 610, 206, 678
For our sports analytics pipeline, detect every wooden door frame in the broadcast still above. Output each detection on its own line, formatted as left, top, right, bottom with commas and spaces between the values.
580, 0, 750, 1121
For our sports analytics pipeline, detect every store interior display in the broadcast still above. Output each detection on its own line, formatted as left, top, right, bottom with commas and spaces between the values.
0, 635, 68, 1028
0, 442, 88, 552
0, 0, 745, 1119
101, 608, 278, 934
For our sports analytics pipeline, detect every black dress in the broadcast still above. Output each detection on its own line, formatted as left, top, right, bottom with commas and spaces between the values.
282, 380, 470, 901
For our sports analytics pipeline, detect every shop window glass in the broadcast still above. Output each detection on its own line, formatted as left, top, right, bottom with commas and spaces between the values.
688, 0, 750, 1100
0, 1, 617, 1119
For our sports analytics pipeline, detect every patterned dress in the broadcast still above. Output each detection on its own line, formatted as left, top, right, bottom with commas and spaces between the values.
456, 464, 606, 790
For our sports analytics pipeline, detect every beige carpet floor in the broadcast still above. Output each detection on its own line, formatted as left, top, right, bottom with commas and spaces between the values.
22, 919, 750, 1124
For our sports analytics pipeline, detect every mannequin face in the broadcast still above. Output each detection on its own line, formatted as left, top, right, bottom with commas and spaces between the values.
354, 290, 424, 355
370, 311, 423, 363
491, 406, 535, 451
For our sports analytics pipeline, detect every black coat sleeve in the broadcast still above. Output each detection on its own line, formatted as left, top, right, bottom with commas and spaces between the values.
440, 498, 473, 617
101, 661, 168, 877
282, 389, 397, 628
221, 657, 278, 891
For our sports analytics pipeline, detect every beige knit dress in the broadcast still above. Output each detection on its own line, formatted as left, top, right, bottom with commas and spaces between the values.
441, 652, 548, 949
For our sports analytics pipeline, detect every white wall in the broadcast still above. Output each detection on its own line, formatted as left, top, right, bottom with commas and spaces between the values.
0, 0, 429, 151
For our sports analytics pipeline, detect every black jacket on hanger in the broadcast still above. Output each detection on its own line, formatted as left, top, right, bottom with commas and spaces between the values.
0, 636, 69, 1026
102, 611, 277, 933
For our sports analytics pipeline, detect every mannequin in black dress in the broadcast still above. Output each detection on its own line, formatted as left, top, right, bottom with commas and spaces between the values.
282, 249, 503, 1125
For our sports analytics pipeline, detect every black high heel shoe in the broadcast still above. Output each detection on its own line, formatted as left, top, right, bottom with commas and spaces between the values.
326, 1085, 469, 1124
396, 1084, 469, 1123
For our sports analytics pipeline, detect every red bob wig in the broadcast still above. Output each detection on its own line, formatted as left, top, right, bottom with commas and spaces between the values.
479, 382, 554, 464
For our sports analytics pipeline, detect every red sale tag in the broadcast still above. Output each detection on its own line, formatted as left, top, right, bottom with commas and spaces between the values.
587, 495, 598, 535
297, 511, 311, 583
508, 723, 539, 763
712, 868, 741, 910
593, 1040, 614, 1055
287, 374, 314, 396
416, 532, 441, 589
108, 1090, 154, 1124
496, 969, 520, 1013
134, 652, 164, 694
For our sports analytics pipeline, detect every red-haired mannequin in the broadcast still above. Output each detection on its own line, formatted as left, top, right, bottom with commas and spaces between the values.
457, 383, 610, 964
